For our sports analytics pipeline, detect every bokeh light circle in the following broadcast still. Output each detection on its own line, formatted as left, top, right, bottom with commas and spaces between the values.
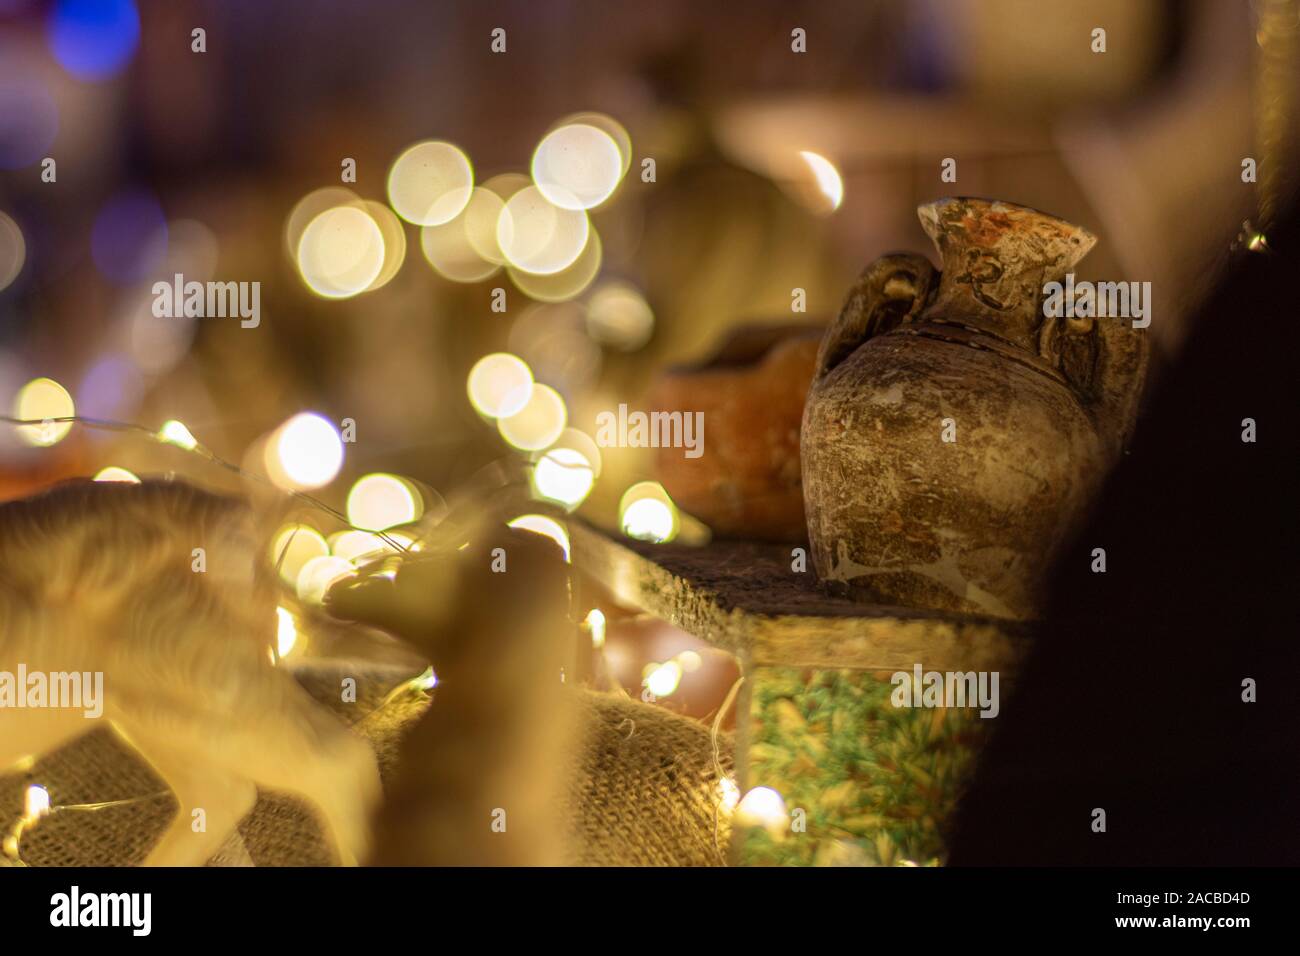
531, 123, 623, 210
13, 377, 74, 447
296, 205, 385, 299
497, 383, 567, 451
496, 185, 589, 276
467, 352, 534, 419
387, 140, 474, 227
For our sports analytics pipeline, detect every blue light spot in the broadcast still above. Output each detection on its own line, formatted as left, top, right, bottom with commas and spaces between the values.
47, 0, 140, 81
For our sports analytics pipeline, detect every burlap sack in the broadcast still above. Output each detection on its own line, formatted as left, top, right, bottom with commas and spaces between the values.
0, 663, 732, 867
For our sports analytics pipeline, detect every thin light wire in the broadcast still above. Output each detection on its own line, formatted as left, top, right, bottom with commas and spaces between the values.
0, 414, 411, 554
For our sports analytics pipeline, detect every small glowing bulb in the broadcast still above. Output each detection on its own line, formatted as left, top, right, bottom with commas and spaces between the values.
23, 785, 51, 823
13, 377, 74, 447
158, 419, 197, 450
718, 776, 741, 814
270, 524, 331, 587
621, 497, 676, 543
735, 786, 789, 834
93, 466, 140, 483
532, 446, 595, 508
506, 514, 570, 561
275, 606, 298, 659
467, 352, 534, 419
416, 666, 438, 691
585, 608, 606, 648
347, 473, 422, 532
497, 383, 567, 451
644, 660, 683, 698
270, 412, 344, 490
799, 150, 844, 213
296, 555, 355, 605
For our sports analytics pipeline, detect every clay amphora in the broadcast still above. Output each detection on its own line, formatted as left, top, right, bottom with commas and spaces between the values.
802, 198, 1148, 619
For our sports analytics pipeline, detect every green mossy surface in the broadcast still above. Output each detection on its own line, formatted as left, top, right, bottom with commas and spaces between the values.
740, 666, 990, 866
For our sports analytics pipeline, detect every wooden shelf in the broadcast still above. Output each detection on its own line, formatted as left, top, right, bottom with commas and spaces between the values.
569, 521, 1028, 674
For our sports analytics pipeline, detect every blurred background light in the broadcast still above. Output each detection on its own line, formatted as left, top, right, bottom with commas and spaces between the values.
275, 606, 298, 658
91, 189, 166, 284
585, 280, 655, 351
497, 382, 566, 451
270, 524, 330, 587
735, 786, 789, 834
619, 480, 680, 543
359, 200, 407, 292
295, 554, 355, 604
328, 529, 400, 564
466, 352, 533, 419
508, 227, 602, 303
532, 445, 595, 509
644, 659, 683, 698
797, 150, 844, 214
555, 112, 632, 178
157, 418, 196, 450
496, 185, 589, 275
386, 140, 474, 226
346, 473, 422, 531
93, 465, 139, 482
296, 204, 385, 299
13, 377, 74, 447
0, 212, 27, 292
46, 0, 140, 81
419, 195, 500, 283
531, 123, 624, 210
285, 187, 360, 260
266, 412, 344, 490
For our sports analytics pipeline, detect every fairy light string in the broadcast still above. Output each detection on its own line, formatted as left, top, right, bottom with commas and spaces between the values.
0, 412, 412, 554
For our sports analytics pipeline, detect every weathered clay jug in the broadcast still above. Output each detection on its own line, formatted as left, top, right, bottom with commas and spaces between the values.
802, 198, 1147, 619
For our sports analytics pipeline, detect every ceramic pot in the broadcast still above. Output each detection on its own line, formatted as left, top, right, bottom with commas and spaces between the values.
801, 198, 1147, 619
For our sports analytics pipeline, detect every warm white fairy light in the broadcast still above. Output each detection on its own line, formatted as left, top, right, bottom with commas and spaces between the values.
93, 466, 140, 483
798, 150, 844, 213
467, 352, 534, 419
496, 185, 589, 275
644, 659, 683, 698
584, 608, 606, 648
347, 473, 422, 532
275, 606, 299, 659
23, 785, 50, 824
295, 554, 355, 605
13, 377, 74, 447
387, 140, 474, 227
498, 383, 567, 451
158, 419, 197, 450
268, 412, 344, 490
718, 776, 741, 814
270, 524, 330, 586
619, 482, 680, 543
531, 123, 624, 210
532, 445, 595, 508
735, 786, 790, 835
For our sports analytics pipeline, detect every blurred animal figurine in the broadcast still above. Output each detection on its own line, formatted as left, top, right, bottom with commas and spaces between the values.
326, 524, 575, 866
0, 480, 380, 865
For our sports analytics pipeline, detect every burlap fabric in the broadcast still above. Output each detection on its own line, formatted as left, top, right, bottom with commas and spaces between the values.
0, 662, 733, 866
